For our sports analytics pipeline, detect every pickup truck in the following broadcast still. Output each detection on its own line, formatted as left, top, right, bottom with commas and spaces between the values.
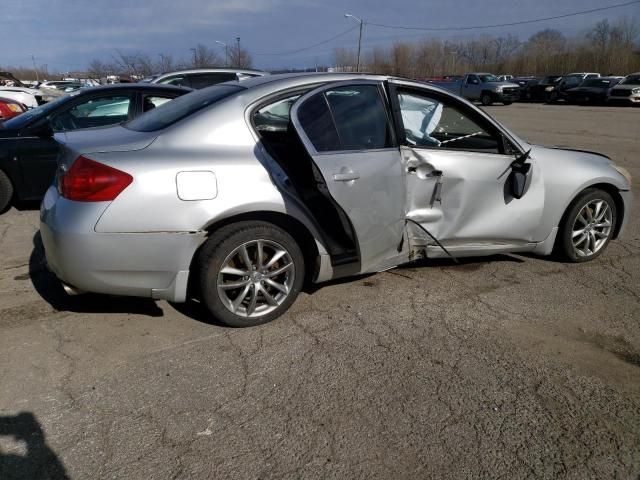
428, 73, 521, 106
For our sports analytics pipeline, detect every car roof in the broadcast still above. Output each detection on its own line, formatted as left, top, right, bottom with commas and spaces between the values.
72, 84, 191, 94
235, 72, 389, 89
152, 68, 268, 77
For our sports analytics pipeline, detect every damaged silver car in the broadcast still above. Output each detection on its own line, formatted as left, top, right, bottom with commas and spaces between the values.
40, 73, 632, 326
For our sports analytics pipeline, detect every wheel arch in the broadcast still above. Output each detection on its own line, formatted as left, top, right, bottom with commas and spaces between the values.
188, 210, 321, 297
558, 182, 626, 240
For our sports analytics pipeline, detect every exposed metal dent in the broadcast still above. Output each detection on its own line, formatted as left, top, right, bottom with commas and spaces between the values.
152, 270, 190, 302
531, 227, 558, 255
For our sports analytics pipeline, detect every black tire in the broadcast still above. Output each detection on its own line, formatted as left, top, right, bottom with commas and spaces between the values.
503, 101, 513, 106
548, 91, 559, 103
198, 221, 305, 327
556, 188, 617, 263
480, 93, 493, 106
0, 170, 13, 213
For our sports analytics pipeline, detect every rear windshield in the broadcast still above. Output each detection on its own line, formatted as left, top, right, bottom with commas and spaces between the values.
124, 84, 244, 132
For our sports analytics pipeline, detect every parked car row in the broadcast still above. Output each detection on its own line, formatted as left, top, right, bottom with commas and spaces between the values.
426, 72, 640, 106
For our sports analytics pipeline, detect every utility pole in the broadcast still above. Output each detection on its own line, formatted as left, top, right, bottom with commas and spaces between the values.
236, 37, 241, 68
190, 48, 197, 67
344, 14, 364, 73
31, 54, 39, 82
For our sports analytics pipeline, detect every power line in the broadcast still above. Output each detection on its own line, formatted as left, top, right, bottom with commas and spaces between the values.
367, 0, 640, 31
254, 25, 358, 56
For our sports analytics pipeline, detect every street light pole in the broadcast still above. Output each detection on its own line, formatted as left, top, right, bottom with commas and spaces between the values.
216, 41, 229, 67
236, 37, 241, 68
344, 14, 363, 72
31, 54, 39, 82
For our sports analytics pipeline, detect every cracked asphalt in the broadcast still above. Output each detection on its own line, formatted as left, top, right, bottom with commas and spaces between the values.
1, 103, 639, 479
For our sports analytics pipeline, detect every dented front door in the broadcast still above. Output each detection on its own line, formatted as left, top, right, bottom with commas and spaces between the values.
389, 82, 546, 255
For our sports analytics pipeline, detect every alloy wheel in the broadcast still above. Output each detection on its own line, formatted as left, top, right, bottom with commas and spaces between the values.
571, 199, 613, 257
216, 239, 295, 318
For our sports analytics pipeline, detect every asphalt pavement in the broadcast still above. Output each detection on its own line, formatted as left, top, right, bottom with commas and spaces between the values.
0, 103, 638, 479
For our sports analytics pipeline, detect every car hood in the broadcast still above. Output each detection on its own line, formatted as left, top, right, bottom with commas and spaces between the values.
54, 125, 158, 154
530, 144, 611, 166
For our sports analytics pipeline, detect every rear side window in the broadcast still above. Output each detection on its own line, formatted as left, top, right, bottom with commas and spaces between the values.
297, 93, 341, 152
324, 85, 393, 150
188, 73, 237, 89
124, 85, 244, 132
297, 84, 393, 152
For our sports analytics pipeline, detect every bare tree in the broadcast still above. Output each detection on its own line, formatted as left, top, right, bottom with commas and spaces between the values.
189, 44, 222, 68
228, 44, 253, 69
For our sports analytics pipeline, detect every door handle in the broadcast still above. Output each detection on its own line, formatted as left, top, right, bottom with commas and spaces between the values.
333, 170, 360, 182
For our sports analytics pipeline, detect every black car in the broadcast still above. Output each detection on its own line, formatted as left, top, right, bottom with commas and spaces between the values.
525, 75, 562, 102
0, 84, 190, 212
511, 76, 541, 101
564, 77, 623, 105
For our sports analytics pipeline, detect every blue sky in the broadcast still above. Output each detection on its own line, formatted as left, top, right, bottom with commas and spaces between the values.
1, 0, 638, 72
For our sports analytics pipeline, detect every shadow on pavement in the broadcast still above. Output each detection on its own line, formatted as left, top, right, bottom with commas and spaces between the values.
29, 232, 164, 318
0, 412, 70, 480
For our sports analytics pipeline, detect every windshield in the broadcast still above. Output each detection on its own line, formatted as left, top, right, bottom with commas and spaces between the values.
542, 76, 561, 84
620, 74, 640, 85
124, 84, 244, 132
2, 94, 73, 129
478, 74, 500, 83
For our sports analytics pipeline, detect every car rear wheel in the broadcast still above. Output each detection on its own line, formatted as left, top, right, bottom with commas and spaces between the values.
480, 93, 493, 106
557, 188, 617, 262
198, 221, 305, 327
503, 101, 512, 105
0, 170, 13, 213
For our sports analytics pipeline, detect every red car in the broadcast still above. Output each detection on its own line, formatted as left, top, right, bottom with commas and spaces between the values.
0, 97, 27, 120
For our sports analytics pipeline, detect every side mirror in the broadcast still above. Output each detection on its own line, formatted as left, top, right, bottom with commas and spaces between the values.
509, 149, 532, 199
510, 163, 531, 199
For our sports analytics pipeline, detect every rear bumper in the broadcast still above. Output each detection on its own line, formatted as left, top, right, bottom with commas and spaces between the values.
40, 187, 205, 302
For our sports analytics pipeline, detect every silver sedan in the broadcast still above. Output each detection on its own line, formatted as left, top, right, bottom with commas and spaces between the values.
40, 73, 633, 327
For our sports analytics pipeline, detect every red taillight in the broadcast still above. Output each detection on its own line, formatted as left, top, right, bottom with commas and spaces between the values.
59, 156, 133, 202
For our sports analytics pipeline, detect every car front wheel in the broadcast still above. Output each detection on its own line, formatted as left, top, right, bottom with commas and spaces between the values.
557, 188, 617, 262
198, 221, 305, 327
0, 170, 13, 213
481, 93, 493, 106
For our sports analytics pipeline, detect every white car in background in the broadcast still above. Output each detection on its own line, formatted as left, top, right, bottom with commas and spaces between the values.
0, 86, 42, 109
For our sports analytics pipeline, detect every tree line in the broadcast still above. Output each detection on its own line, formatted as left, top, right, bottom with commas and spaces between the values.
334, 18, 640, 77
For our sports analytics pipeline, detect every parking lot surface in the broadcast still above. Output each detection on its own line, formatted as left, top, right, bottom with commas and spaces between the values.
1, 103, 638, 479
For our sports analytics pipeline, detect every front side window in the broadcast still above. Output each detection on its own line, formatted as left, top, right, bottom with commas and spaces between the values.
397, 90, 501, 153
297, 84, 393, 152
51, 95, 132, 132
